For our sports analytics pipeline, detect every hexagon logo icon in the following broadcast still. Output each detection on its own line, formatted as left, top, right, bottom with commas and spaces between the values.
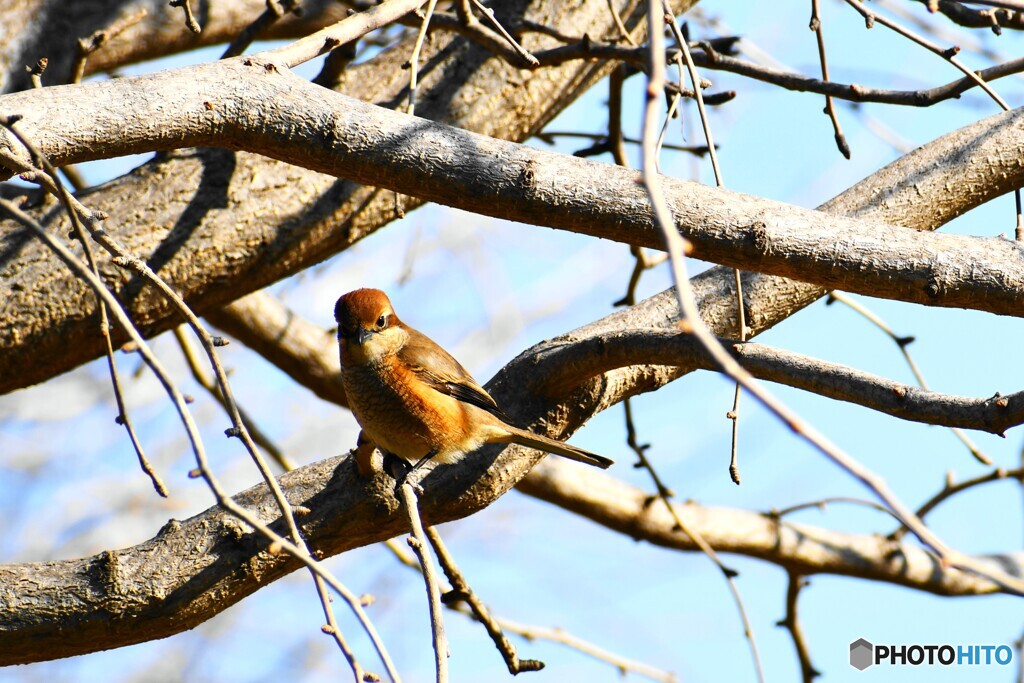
850, 638, 874, 671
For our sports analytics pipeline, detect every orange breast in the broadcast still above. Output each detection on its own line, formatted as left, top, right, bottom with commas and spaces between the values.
342, 356, 473, 462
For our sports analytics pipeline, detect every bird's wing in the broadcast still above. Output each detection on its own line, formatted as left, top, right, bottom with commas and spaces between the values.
400, 328, 512, 421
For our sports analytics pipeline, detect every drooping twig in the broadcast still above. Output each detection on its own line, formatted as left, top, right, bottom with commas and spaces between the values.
809, 0, 850, 158
425, 527, 544, 675
169, 0, 202, 33
173, 326, 297, 472
777, 573, 821, 683
399, 482, 449, 683
641, 9, 761, 678
664, 11, 746, 486
0, 119, 167, 498
641, 0, 1024, 599
0, 120, 396, 682
827, 291, 991, 465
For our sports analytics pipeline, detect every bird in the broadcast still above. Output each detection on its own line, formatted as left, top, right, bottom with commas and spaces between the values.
334, 288, 614, 477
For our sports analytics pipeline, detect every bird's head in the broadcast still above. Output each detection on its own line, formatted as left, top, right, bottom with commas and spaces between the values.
334, 288, 408, 364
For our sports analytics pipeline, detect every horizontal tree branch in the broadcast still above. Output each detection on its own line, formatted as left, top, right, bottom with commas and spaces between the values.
0, 0, 670, 395
212, 289, 1024, 435
531, 330, 1024, 435
4, 60, 1024, 313
2, 56, 1024, 394
516, 457, 1022, 596
426, 12, 1024, 108
4, 323, 1019, 663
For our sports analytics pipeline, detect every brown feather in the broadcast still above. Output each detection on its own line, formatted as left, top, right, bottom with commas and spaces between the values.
399, 327, 512, 422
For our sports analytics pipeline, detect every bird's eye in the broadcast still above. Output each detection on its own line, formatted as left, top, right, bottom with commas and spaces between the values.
376, 314, 389, 329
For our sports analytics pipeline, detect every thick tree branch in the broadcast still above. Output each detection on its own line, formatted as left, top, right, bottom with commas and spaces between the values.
531, 331, 1024, 435
2, 60, 1024, 393
4, 335, 1020, 663
0, 0, 673, 394
0, 0, 354, 93
3, 443, 1016, 665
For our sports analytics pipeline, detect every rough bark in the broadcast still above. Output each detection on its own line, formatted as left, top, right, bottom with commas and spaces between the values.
3, 313, 1019, 664
0, 0, 684, 394
5, 62, 1024, 312
0, 0, 353, 93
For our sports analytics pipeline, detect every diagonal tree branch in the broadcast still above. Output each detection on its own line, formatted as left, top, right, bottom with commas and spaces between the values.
4, 318, 1022, 664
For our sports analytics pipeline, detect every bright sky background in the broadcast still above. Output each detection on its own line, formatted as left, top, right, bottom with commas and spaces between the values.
3, 2, 1024, 682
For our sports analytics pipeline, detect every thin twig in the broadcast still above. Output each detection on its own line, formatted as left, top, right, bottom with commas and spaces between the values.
169, 0, 201, 33
645, 8, 766, 678
408, 0, 440, 119
827, 291, 991, 465
664, 10, 746, 486
173, 330, 361, 677
426, 527, 544, 674
850, 0, 1024, 245
777, 574, 820, 683
221, 0, 300, 59
497, 617, 678, 683
890, 467, 1024, 540
770, 496, 900, 520
71, 9, 148, 83
385, 538, 675, 681
399, 482, 448, 683
1, 121, 396, 681
845, 0, 1009, 108
809, 0, 851, 158
264, 0, 426, 68
467, 0, 539, 66
535, 130, 712, 156
607, 0, 638, 45
394, 0, 440, 218
0, 120, 167, 498
173, 326, 298, 472
606, 64, 669, 311
640, 0, 1024, 598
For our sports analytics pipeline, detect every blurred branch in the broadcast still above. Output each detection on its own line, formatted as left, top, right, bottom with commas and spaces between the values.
777, 574, 820, 683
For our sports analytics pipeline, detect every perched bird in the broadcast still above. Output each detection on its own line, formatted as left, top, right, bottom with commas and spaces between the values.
334, 288, 614, 476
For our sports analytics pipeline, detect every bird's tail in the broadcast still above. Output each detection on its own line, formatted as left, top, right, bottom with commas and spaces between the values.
502, 426, 614, 469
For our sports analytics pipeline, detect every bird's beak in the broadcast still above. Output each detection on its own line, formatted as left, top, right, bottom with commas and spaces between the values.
357, 327, 373, 346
